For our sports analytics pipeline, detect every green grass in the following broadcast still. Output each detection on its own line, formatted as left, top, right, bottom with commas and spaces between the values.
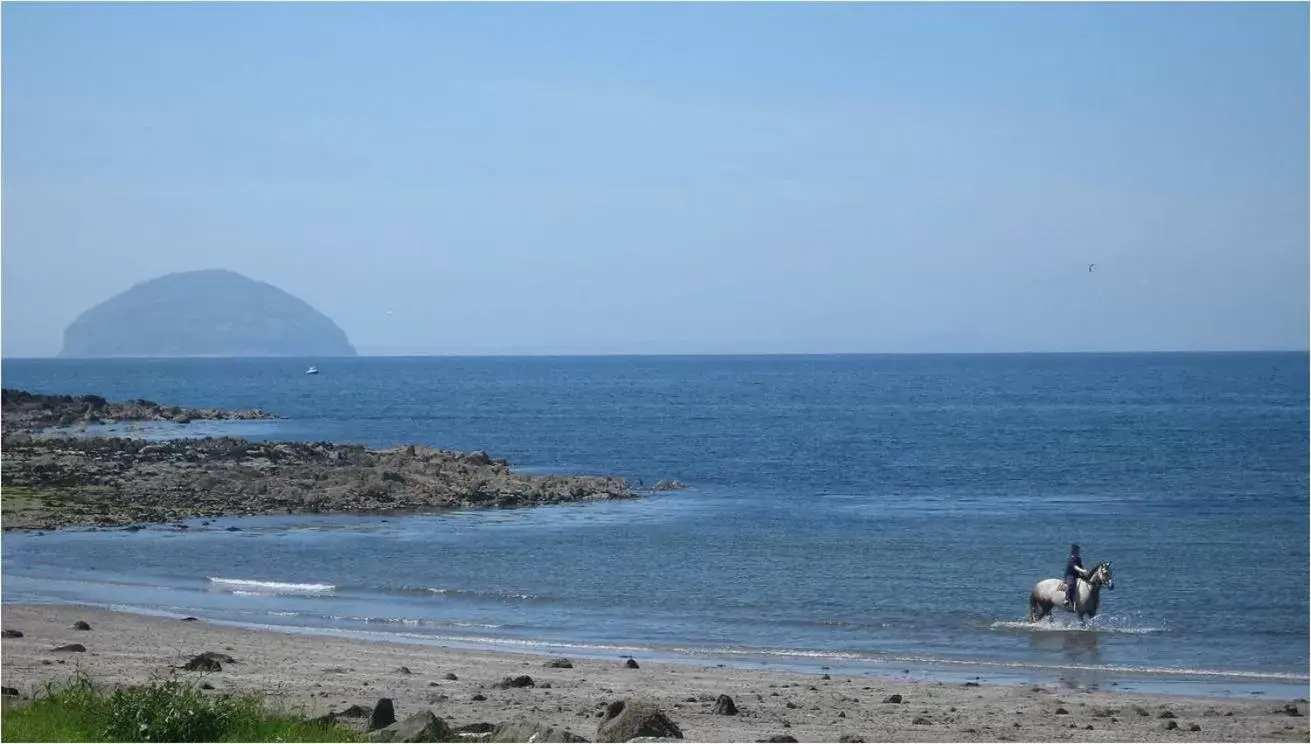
1, 672, 361, 742
0, 485, 109, 515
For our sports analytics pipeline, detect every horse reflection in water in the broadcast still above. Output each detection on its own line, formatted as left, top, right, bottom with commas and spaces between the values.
1030, 630, 1104, 690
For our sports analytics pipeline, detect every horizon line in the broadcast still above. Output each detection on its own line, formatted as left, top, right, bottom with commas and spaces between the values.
4, 348, 1308, 361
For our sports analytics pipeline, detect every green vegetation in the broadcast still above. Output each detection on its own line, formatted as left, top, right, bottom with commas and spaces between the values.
1, 673, 360, 742
0, 485, 57, 514
1, 485, 109, 517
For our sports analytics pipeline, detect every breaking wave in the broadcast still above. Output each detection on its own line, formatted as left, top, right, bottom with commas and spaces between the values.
208, 577, 336, 596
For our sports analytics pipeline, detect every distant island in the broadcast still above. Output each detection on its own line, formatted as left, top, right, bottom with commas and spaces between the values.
58, 269, 356, 358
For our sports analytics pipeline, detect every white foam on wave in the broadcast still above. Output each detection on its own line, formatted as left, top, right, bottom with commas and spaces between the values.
325, 614, 504, 629
990, 619, 1165, 635
209, 577, 335, 596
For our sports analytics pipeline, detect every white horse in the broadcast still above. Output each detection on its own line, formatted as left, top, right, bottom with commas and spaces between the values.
1028, 561, 1114, 623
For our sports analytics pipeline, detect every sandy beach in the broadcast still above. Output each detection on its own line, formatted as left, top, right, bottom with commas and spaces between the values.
0, 604, 1305, 742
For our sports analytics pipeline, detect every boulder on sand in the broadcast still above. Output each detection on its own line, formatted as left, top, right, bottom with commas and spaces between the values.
369, 710, 453, 743
595, 699, 683, 742
368, 698, 397, 731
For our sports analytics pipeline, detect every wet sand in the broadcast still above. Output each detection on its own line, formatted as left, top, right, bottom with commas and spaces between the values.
0, 604, 1306, 742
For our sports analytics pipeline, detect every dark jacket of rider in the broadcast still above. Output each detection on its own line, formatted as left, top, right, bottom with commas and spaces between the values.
1064, 545, 1089, 586
1065, 553, 1084, 579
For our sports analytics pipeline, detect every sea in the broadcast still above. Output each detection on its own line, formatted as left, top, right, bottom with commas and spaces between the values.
2, 353, 1308, 700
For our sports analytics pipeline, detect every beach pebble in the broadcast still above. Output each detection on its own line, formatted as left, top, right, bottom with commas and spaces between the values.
1055, 708, 1069, 715
625, 659, 640, 669
756, 737, 797, 743
445, 673, 459, 681
2, 629, 23, 638
1163, 720, 1179, 730
1189, 723, 1201, 731
882, 694, 903, 704
1284, 704, 1304, 717
545, 658, 574, 669
71, 621, 91, 631
712, 695, 738, 716
52, 643, 86, 653
1159, 710, 1176, 719
395, 666, 411, 675
1, 687, 18, 696
912, 717, 932, 725
472, 693, 487, 702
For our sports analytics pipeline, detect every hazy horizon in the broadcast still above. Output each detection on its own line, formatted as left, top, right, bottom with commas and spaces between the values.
4, 3, 1307, 357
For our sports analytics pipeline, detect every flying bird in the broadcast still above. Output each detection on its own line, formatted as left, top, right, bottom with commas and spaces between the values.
1088, 263, 1096, 273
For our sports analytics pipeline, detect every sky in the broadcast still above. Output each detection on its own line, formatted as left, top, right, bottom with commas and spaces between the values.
2, 2, 1307, 357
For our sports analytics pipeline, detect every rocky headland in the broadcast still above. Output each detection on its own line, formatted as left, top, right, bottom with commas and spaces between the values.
2, 389, 278, 434
1, 390, 637, 531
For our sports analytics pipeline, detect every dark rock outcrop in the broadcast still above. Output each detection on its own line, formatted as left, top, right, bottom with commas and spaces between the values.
59, 269, 356, 358
712, 695, 738, 716
595, 700, 682, 743
2, 392, 636, 531
368, 698, 397, 731
2, 629, 23, 638
1, 389, 277, 435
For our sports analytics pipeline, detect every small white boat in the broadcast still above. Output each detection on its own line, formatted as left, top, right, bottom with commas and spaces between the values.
306, 366, 319, 375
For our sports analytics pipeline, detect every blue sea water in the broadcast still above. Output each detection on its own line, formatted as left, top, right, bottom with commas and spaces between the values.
2, 353, 1308, 699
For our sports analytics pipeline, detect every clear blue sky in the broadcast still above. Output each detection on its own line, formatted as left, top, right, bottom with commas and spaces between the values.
3, 2, 1307, 356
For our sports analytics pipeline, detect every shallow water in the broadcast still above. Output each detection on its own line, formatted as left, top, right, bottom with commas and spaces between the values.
3, 353, 1307, 698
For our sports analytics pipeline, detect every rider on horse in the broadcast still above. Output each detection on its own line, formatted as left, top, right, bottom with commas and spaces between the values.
1064, 544, 1090, 610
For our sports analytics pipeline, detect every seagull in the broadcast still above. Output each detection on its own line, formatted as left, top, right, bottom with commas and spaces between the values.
1088, 263, 1096, 273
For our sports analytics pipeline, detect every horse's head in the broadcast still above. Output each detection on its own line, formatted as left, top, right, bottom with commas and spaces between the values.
1092, 561, 1114, 590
